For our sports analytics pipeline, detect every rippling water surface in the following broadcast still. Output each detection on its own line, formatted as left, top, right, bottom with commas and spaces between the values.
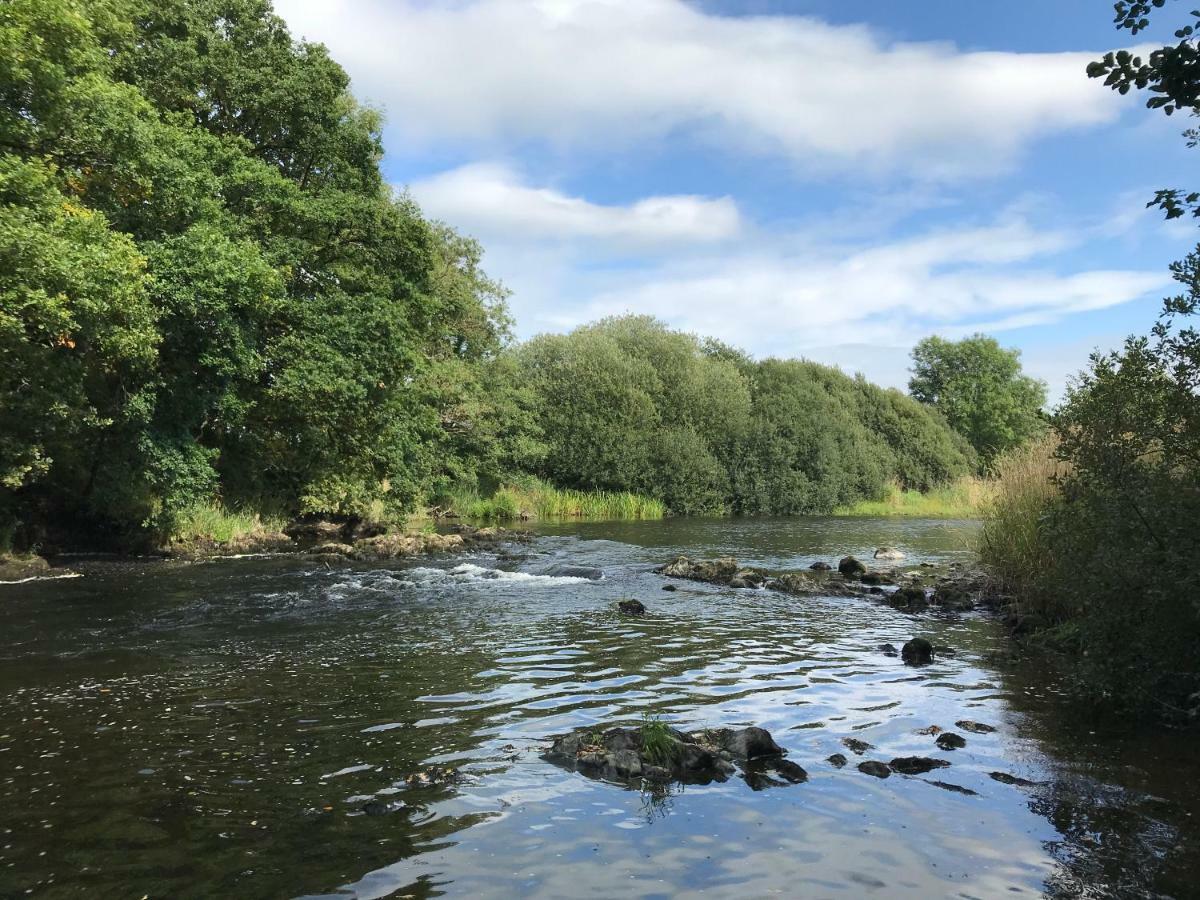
1, 517, 1197, 898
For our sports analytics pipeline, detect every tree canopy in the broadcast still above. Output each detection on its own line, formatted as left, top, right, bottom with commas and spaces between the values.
908, 334, 1046, 466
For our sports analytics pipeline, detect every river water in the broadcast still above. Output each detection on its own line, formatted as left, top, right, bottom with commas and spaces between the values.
1, 517, 1197, 898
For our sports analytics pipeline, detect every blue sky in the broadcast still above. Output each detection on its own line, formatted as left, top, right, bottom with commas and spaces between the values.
273, 0, 1196, 401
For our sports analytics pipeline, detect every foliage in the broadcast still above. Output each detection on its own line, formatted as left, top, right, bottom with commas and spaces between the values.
835, 476, 993, 518
639, 713, 677, 765
977, 2, 1200, 724
515, 316, 973, 516
171, 503, 286, 545
440, 477, 665, 521
908, 334, 1047, 467
0, 0, 513, 546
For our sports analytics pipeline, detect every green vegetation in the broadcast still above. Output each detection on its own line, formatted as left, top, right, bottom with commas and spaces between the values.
440, 478, 665, 521
909, 334, 1047, 467
639, 713, 677, 765
170, 503, 287, 546
977, 1, 1200, 724
0, 0, 533, 549
0, 0, 983, 549
513, 316, 975, 517
835, 476, 993, 518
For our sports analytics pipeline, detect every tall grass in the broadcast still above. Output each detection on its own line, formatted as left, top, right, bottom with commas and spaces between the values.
834, 476, 993, 518
976, 435, 1071, 620
170, 503, 287, 544
441, 478, 665, 521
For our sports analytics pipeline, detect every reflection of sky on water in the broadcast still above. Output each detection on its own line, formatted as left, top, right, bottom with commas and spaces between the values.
1, 517, 1194, 898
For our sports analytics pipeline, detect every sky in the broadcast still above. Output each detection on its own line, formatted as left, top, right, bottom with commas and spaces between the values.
272, 0, 1197, 402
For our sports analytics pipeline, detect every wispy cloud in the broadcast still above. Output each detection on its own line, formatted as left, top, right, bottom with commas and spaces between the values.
409, 163, 740, 245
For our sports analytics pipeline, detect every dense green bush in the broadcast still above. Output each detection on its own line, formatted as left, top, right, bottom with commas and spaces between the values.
977, 0, 1200, 723
514, 317, 974, 515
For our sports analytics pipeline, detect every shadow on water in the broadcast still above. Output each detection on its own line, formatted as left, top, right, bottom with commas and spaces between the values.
0, 517, 1196, 898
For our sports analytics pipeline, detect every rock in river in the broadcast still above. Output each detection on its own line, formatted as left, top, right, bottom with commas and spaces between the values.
827, 753, 848, 768
874, 547, 906, 560
841, 737, 873, 755
809, 561, 832, 571
838, 556, 867, 577
901, 638, 934, 665
936, 733, 966, 751
543, 725, 802, 789
955, 720, 996, 734
542, 564, 604, 580
889, 756, 951, 775
858, 761, 892, 778
617, 599, 646, 616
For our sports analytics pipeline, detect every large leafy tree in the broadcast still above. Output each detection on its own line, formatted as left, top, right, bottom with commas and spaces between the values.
0, 0, 512, 545
908, 334, 1046, 466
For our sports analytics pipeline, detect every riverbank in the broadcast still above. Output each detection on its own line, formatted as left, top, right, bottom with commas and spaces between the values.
834, 477, 992, 518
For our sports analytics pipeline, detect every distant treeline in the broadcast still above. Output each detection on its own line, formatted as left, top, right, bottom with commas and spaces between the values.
513, 317, 974, 516
0, 0, 973, 550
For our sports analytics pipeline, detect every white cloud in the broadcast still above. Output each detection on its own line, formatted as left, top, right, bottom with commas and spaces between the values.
275, 0, 1125, 178
408, 163, 740, 244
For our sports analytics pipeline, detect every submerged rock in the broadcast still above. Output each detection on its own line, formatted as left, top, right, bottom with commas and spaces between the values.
989, 771, 1043, 788
827, 753, 848, 768
543, 564, 604, 580
927, 780, 978, 796
858, 760, 892, 778
617, 599, 646, 617
543, 724, 800, 788
657, 555, 741, 584
901, 638, 934, 665
878, 643, 899, 657
888, 586, 928, 612
661, 584, 677, 592
841, 737, 873, 755
914, 724, 943, 736
936, 733, 967, 751
860, 570, 896, 586
729, 568, 768, 589
955, 720, 996, 734
809, 561, 832, 571
874, 547, 905, 560
838, 556, 867, 577
889, 756, 951, 775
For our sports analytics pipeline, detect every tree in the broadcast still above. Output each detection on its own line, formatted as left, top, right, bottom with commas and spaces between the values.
908, 334, 1046, 466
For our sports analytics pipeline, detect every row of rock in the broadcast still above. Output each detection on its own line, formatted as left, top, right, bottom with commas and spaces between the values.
656, 552, 988, 615
170, 521, 527, 562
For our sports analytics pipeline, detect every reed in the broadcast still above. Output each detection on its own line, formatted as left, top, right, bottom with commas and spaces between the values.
976, 434, 1071, 619
442, 478, 665, 521
171, 503, 287, 544
834, 476, 994, 518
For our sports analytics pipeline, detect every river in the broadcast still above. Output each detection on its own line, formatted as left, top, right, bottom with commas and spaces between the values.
1, 517, 1197, 898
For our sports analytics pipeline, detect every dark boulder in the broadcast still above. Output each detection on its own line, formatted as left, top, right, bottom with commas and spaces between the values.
694, 726, 786, 760
936, 733, 966, 750
857, 760, 892, 778
878, 643, 898, 657
927, 780, 978, 796
955, 720, 996, 734
838, 556, 867, 577
860, 570, 895, 586
841, 737, 873, 755
729, 568, 768, 589
661, 584, 677, 592
889, 756, 951, 775
809, 561, 832, 571
657, 555, 740, 584
989, 771, 1043, 787
932, 583, 975, 611
889, 586, 928, 612
543, 564, 604, 580
617, 599, 646, 616
901, 638, 934, 665
827, 753, 848, 768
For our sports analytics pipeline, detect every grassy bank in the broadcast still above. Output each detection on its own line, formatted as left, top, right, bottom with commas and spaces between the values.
170, 504, 288, 546
834, 477, 993, 518
440, 479, 665, 521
